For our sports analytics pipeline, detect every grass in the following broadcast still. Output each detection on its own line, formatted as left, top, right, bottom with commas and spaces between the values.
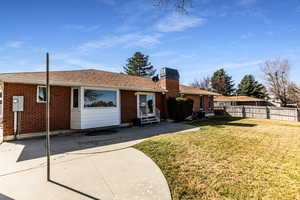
134, 116, 300, 200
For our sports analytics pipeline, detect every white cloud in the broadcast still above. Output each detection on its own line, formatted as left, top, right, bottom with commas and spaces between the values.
37, 53, 119, 72
155, 13, 206, 32
63, 24, 100, 32
5, 41, 24, 48
151, 51, 177, 57
78, 33, 162, 52
238, 0, 257, 6
96, 0, 116, 5
240, 32, 255, 39
222, 60, 263, 70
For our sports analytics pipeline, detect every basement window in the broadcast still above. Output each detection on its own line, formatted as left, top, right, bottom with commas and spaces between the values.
37, 86, 47, 103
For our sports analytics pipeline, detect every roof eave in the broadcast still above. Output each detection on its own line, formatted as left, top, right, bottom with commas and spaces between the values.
180, 91, 220, 96
0, 78, 165, 93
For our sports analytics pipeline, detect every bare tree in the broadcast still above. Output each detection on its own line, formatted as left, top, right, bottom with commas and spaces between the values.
261, 59, 290, 107
190, 76, 211, 90
287, 82, 300, 106
154, 0, 192, 13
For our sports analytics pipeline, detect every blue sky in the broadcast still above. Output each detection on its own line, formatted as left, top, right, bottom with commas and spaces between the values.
0, 0, 300, 86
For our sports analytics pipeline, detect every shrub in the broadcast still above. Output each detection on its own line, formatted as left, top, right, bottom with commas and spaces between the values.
167, 97, 194, 121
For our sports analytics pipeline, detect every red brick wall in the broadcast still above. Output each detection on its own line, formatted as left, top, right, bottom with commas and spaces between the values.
204, 95, 214, 112
158, 78, 179, 98
120, 90, 137, 123
3, 83, 71, 136
184, 94, 215, 113
185, 94, 200, 112
120, 90, 166, 123
155, 92, 167, 119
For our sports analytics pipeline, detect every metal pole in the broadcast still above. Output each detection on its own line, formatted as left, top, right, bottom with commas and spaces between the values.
46, 53, 51, 181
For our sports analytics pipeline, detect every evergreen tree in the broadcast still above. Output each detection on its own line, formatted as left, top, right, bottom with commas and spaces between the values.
211, 68, 235, 96
123, 52, 156, 77
237, 75, 267, 99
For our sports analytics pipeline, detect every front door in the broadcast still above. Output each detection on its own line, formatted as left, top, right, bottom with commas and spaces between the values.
138, 94, 155, 118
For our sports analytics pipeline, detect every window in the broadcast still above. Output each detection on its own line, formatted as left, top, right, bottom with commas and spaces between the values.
139, 94, 154, 116
37, 86, 47, 103
84, 89, 117, 108
200, 96, 204, 110
73, 88, 79, 108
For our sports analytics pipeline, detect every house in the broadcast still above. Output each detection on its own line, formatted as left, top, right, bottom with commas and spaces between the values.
214, 95, 268, 107
0, 89, 2, 118
0, 67, 219, 141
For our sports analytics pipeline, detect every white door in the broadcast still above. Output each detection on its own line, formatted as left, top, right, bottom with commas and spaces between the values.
138, 94, 155, 118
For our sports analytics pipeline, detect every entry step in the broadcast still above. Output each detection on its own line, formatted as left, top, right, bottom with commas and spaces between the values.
140, 116, 160, 125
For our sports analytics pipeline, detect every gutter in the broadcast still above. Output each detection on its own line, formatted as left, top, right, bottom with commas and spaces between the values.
180, 92, 221, 96
0, 78, 166, 93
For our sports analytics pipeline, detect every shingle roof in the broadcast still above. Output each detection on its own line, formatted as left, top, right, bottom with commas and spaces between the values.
179, 85, 220, 96
214, 95, 266, 102
0, 69, 219, 95
0, 69, 164, 92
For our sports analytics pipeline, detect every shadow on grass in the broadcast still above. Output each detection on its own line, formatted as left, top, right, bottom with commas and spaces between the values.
190, 116, 257, 128
50, 180, 100, 200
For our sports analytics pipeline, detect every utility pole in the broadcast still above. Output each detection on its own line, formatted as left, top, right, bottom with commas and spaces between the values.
46, 53, 51, 181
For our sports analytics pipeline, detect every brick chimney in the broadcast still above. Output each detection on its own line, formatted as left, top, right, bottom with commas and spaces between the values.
158, 67, 180, 98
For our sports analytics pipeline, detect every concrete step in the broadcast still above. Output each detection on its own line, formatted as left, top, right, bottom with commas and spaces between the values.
140, 117, 160, 125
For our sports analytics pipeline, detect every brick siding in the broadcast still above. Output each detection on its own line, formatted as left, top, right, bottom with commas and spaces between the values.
158, 78, 179, 98
185, 94, 200, 112
120, 90, 137, 123
3, 83, 71, 136
120, 90, 166, 123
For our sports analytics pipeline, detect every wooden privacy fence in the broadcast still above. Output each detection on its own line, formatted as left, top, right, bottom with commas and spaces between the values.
223, 106, 300, 122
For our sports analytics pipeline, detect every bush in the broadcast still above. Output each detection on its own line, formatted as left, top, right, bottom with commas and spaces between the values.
167, 97, 194, 121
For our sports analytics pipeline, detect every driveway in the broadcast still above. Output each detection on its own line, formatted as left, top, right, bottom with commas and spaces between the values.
0, 122, 198, 200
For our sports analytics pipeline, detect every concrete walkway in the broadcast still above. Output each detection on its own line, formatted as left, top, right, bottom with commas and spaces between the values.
0, 122, 199, 200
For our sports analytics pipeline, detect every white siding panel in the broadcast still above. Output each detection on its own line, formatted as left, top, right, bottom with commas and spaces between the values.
81, 108, 120, 129
70, 87, 82, 129
80, 88, 121, 129
71, 111, 81, 129
71, 87, 121, 129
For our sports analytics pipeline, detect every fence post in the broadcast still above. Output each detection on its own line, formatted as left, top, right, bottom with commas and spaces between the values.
242, 106, 246, 118
266, 107, 270, 119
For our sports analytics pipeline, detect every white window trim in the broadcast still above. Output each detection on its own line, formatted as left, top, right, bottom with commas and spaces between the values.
137, 93, 156, 118
83, 88, 118, 109
71, 88, 80, 111
37, 86, 48, 103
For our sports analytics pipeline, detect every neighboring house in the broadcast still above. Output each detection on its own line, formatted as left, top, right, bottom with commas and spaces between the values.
214, 96, 268, 107
0, 67, 219, 141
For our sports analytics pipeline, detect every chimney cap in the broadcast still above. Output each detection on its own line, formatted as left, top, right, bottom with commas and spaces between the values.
160, 67, 179, 81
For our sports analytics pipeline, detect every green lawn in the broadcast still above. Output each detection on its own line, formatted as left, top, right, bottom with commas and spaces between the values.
134, 117, 300, 200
